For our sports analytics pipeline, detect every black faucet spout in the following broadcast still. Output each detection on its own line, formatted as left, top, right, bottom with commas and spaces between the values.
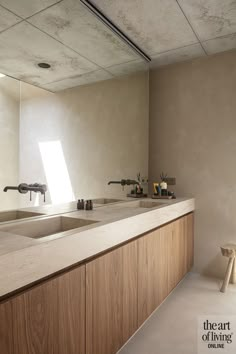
108, 181, 122, 185
3, 186, 19, 192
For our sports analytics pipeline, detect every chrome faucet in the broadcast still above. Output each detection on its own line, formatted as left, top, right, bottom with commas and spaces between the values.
3, 183, 47, 202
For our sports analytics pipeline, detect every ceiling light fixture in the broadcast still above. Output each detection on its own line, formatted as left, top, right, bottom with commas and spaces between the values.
38, 63, 51, 69
0, 73, 6, 78
80, 0, 151, 63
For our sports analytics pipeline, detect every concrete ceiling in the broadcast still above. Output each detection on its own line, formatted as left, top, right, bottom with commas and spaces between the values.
0, 0, 235, 91
92, 0, 236, 67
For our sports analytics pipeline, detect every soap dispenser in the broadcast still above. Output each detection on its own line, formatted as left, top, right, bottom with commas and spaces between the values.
160, 172, 168, 196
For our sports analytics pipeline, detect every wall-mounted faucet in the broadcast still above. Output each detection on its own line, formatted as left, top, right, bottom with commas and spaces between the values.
3, 183, 47, 202
108, 179, 139, 186
108, 175, 147, 198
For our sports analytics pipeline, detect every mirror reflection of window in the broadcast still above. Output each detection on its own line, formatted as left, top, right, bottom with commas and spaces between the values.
39, 140, 75, 204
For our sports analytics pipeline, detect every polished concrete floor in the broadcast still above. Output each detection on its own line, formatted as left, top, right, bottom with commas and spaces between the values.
119, 273, 236, 354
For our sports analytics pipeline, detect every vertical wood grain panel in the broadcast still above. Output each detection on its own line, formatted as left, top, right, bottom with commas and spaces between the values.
168, 216, 189, 292
86, 241, 138, 354
167, 220, 178, 292
138, 226, 169, 326
0, 300, 13, 354
178, 216, 187, 280
122, 241, 138, 344
0, 265, 85, 354
57, 267, 85, 354
159, 224, 170, 301
12, 279, 56, 354
187, 213, 194, 270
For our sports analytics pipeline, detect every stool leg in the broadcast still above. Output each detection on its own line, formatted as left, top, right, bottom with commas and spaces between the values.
221, 257, 235, 293
231, 258, 236, 284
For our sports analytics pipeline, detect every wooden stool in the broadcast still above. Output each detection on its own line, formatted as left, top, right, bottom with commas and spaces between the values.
220, 244, 236, 293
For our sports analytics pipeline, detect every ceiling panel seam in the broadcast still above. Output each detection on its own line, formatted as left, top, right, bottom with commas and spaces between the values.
0, 0, 63, 20
175, 0, 208, 56
43, 68, 115, 85
0, 18, 24, 35
102, 68, 116, 78
105, 58, 145, 70
201, 30, 236, 44
149, 42, 201, 58
0, 3, 24, 19
23, 1, 63, 21
98, 62, 144, 77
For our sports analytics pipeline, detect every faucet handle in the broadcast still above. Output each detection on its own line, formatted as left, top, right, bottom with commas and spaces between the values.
18, 183, 29, 194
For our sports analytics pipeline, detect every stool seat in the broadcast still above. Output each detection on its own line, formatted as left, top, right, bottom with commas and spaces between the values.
221, 244, 236, 249
221, 245, 236, 258
220, 243, 236, 293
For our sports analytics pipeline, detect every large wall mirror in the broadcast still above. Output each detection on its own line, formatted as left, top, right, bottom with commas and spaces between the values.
0, 0, 149, 212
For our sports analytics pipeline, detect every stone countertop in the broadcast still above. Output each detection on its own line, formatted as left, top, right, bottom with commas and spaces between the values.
0, 197, 194, 300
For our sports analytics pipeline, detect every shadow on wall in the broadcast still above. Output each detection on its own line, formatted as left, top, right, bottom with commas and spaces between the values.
39, 140, 75, 204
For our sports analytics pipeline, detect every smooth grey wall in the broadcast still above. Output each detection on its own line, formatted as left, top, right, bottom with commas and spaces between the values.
0, 76, 19, 210
149, 49, 236, 278
20, 72, 149, 206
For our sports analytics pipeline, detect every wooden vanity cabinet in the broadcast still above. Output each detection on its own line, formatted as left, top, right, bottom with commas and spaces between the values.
0, 265, 85, 354
0, 212, 194, 354
86, 240, 138, 354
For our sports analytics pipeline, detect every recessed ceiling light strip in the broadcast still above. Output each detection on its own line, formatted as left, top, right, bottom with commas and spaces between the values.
80, 0, 151, 63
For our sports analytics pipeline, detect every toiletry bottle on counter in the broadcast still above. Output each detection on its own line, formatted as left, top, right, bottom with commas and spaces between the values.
160, 181, 167, 190
160, 180, 168, 196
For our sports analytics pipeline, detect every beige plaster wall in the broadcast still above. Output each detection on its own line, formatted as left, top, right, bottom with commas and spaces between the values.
0, 76, 19, 210
20, 72, 149, 207
149, 50, 236, 278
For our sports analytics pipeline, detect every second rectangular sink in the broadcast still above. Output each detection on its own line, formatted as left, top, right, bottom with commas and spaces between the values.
139, 201, 165, 208
92, 198, 123, 205
2, 216, 98, 239
0, 210, 44, 223
123, 201, 165, 208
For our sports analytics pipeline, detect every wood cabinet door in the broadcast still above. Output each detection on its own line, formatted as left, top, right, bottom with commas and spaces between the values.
168, 213, 194, 291
86, 240, 138, 354
0, 265, 85, 354
168, 217, 186, 291
186, 213, 194, 271
177, 216, 188, 281
166, 220, 178, 293
0, 300, 13, 354
138, 226, 169, 326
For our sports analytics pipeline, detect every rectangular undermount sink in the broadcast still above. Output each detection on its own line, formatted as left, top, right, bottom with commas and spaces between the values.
124, 201, 165, 208
0, 210, 44, 223
92, 198, 123, 204
2, 216, 98, 239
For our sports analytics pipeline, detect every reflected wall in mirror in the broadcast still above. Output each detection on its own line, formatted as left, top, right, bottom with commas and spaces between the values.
0, 75, 20, 210
19, 73, 149, 208
0, 0, 149, 212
